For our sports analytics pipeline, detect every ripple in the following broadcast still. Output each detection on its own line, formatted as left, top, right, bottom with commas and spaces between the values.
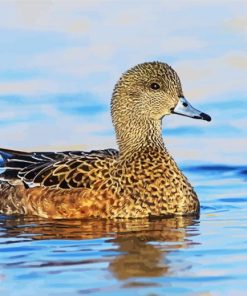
218, 197, 247, 203
185, 164, 247, 177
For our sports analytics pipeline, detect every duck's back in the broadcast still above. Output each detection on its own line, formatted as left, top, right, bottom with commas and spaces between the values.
0, 148, 118, 189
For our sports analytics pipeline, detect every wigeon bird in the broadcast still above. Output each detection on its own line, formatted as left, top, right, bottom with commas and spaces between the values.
0, 62, 211, 219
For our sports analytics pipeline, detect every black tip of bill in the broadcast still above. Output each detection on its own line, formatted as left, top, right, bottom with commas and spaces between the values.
200, 112, 211, 122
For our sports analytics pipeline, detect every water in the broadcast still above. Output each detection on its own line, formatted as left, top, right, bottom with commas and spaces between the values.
1, 165, 247, 296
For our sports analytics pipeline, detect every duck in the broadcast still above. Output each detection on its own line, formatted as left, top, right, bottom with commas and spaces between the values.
0, 62, 211, 219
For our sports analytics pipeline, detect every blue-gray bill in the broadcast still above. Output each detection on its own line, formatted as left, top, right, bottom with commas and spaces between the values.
172, 97, 211, 122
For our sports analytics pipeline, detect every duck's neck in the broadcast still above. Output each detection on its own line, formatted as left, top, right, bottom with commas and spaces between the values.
114, 114, 166, 159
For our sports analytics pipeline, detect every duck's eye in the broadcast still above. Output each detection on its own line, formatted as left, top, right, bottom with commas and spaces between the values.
150, 83, 160, 90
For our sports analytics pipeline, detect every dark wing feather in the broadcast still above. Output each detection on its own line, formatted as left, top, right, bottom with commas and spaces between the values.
0, 148, 118, 189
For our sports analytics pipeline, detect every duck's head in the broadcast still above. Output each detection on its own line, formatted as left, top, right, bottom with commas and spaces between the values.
111, 61, 211, 123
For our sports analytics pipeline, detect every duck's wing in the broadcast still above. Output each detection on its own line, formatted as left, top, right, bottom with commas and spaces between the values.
0, 148, 118, 189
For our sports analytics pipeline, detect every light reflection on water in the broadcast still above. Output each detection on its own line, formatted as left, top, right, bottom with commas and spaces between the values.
0, 166, 247, 295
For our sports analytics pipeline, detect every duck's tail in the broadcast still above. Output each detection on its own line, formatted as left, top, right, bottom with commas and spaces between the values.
0, 148, 63, 185
0, 148, 34, 181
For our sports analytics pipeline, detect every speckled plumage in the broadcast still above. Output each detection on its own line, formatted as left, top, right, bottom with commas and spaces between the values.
0, 62, 207, 219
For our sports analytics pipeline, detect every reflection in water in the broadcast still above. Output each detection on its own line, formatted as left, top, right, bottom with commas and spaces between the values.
109, 217, 197, 280
1, 166, 247, 295
0, 215, 198, 281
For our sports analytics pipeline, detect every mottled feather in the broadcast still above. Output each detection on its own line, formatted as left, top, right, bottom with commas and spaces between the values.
0, 148, 118, 189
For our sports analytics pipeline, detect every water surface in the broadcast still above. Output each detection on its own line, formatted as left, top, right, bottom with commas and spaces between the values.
1, 165, 247, 296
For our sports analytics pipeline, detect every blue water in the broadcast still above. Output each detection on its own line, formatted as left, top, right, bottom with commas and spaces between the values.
0, 165, 247, 296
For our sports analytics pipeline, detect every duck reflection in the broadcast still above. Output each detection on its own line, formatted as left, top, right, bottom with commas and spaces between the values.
0, 215, 199, 280
108, 217, 198, 279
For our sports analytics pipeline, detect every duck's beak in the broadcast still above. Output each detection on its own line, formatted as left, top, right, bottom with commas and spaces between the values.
171, 97, 211, 122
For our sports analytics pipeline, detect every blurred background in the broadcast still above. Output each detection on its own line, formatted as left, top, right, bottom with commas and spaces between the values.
0, 0, 246, 165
